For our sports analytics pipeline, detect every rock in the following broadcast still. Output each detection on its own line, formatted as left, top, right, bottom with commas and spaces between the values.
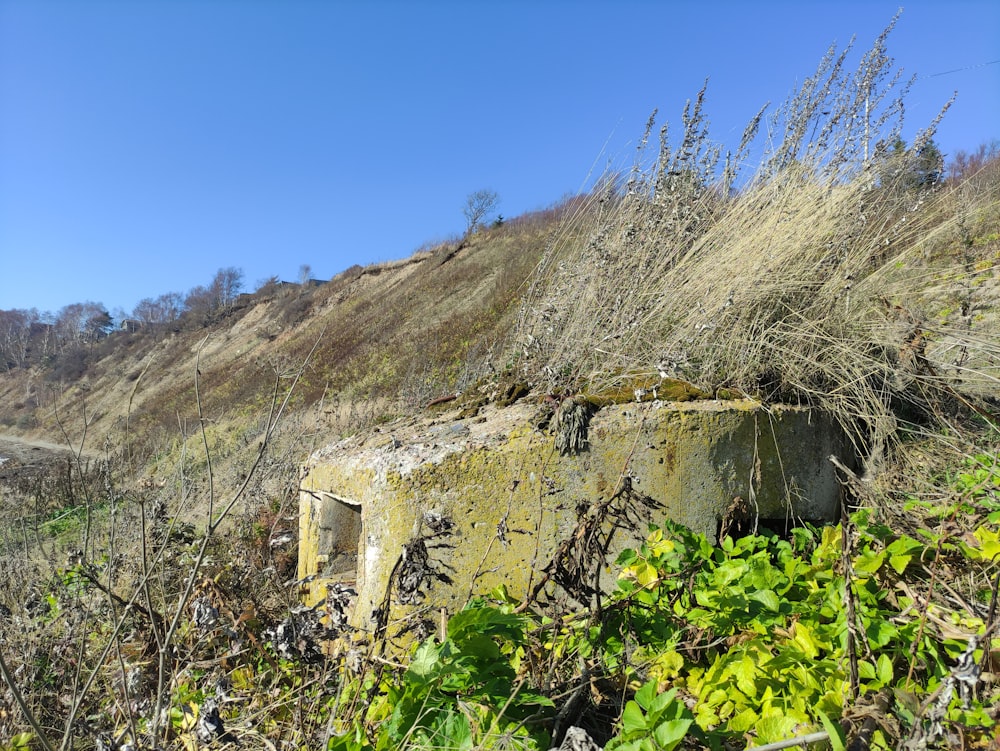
550, 726, 602, 751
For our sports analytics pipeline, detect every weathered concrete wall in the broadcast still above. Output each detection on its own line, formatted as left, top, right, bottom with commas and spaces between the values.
298, 399, 853, 630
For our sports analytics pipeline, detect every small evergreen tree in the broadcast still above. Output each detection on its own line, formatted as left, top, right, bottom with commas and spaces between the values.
880, 137, 944, 192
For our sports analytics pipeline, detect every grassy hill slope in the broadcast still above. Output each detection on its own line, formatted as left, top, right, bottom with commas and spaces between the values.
0, 206, 566, 483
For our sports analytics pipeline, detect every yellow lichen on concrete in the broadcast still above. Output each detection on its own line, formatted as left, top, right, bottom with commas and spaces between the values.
581, 376, 712, 406
298, 399, 853, 630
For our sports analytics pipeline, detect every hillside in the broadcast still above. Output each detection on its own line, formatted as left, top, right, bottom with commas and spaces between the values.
0, 207, 566, 489
1, 25, 1000, 748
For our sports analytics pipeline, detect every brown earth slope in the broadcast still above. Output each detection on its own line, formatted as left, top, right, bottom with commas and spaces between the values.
0, 209, 567, 501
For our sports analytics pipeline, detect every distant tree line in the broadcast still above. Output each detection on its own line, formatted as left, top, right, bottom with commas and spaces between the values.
130, 266, 245, 325
0, 301, 114, 371
0, 267, 246, 374
0, 264, 340, 378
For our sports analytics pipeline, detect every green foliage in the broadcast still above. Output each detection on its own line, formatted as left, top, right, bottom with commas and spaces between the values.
592, 462, 1000, 748
605, 683, 694, 751
5, 438, 998, 751
326, 486, 999, 751
609, 523, 848, 740
879, 137, 945, 192
332, 603, 553, 751
0, 733, 33, 751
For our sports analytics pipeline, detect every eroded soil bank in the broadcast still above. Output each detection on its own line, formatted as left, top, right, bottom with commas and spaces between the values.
0, 435, 81, 483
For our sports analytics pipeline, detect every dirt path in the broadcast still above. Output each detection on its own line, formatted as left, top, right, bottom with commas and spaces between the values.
0, 435, 93, 478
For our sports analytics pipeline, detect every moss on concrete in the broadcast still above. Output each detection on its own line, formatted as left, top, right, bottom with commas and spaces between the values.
298, 400, 853, 633
581, 376, 712, 407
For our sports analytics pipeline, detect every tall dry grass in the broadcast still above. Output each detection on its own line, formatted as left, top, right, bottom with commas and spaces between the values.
513, 12, 1000, 471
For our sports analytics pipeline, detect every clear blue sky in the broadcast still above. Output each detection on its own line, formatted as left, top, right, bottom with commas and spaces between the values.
2, 0, 998, 317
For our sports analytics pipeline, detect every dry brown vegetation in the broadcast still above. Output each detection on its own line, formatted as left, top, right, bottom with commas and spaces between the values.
512, 21, 1000, 486
0, 202, 563, 464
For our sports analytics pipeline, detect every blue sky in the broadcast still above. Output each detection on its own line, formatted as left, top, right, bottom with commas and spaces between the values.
1, 0, 998, 317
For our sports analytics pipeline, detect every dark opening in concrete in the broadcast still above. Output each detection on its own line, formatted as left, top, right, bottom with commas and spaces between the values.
315, 493, 362, 583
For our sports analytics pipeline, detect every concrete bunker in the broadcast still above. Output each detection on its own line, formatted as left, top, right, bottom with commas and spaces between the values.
298, 399, 855, 630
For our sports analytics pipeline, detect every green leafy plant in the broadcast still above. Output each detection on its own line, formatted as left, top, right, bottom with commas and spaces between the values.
0, 733, 33, 751
601, 509, 999, 749
605, 682, 694, 751
331, 604, 553, 751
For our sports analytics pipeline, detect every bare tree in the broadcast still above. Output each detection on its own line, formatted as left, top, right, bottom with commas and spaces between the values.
183, 285, 214, 321
133, 292, 183, 325
54, 301, 108, 350
948, 140, 1000, 184
211, 266, 244, 311
462, 189, 500, 235
183, 268, 244, 323
0, 308, 37, 369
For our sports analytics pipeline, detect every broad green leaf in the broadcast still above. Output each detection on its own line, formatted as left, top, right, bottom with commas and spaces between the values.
635, 561, 660, 587
817, 689, 846, 718
616, 548, 638, 566
635, 679, 658, 709
749, 589, 781, 612
685, 666, 706, 696
621, 701, 648, 735
972, 526, 1000, 561
328, 724, 371, 751
819, 525, 842, 556
792, 621, 819, 659
853, 549, 884, 575
436, 711, 473, 750
754, 712, 800, 744
876, 654, 894, 686
886, 536, 923, 574
886, 536, 923, 555
888, 553, 913, 574
407, 641, 440, 680
490, 583, 520, 606
718, 698, 737, 722
705, 688, 729, 707
606, 740, 644, 751
511, 690, 555, 708
649, 537, 676, 557
694, 704, 720, 731
729, 707, 758, 733
446, 605, 524, 645
650, 650, 685, 681
713, 560, 748, 586
636, 588, 657, 607
648, 687, 680, 717
818, 711, 847, 751
652, 719, 693, 750
733, 654, 758, 696
865, 619, 898, 649
457, 633, 502, 661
